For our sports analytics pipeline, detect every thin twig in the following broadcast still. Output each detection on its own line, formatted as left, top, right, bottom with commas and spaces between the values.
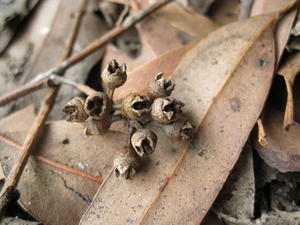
0, 1, 86, 216
0, 0, 173, 107
0, 79, 48, 107
0, 135, 102, 183
49, 75, 96, 96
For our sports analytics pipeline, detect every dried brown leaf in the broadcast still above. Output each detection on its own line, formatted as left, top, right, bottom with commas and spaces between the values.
0, 120, 126, 225
102, 2, 217, 71
0, 105, 36, 181
277, 52, 300, 129
255, 108, 300, 172
208, 0, 239, 26
153, 3, 219, 41
80, 11, 278, 225
251, 0, 297, 65
214, 145, 255, 219
0, 0, 61, 117
114, 41, 196, 101
0, 0, 108, 120
0, 0, 40, 54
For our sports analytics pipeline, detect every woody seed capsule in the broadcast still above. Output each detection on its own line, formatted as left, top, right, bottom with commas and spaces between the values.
63, 97, 88, 122
131, 129, 157, 157
84, 92, 111, 120
148, 73, 175, 99
101, 59, 127, 89
151, 97, 184, 124
113, 147, 140, 179
163, 119, 194, 140
122, 93, 151, 120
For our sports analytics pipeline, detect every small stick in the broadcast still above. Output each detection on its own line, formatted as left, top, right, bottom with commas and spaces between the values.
0, 135, 102, 183
0, 0, 173, 107
0, 79, 48, 107
49, 75, 96, 96
55, 0, 172, 73
0, 1, 86, 216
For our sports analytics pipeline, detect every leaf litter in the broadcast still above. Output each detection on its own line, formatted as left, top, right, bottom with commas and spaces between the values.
0, 0, 299, 225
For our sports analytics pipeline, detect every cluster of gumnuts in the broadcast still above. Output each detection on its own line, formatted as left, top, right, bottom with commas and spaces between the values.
62, 59, 193, 179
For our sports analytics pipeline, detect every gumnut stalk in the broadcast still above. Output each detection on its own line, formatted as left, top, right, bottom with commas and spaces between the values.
147, 72, 175, 99
101, 59, 127, 89
84, 92, 111, 120
84, 117, 111, 135
114, 147, 140, 179
163, 119, 194, 140
122, 93, 151, 121
63, 97, 88, 122
151, 97, 184, 124
131, 129, 157, 157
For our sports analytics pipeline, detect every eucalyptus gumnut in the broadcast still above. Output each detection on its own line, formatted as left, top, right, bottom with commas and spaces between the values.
101, 59, 127, 89
151, 97, 184, 124
147, 73, 175, 99
163, 119, 194, 140
131, 129, 157, 157
84, 92, 111, 120
122, 93, 151, 120
63, 97, 88, 122
114, 147, 140, 179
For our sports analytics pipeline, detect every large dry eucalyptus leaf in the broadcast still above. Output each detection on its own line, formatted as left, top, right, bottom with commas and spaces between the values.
255, 108, 300, 172
0, 120, 127, 225
0, 105, 36, 181
80, 12, 277, 225
0, 105, 35, 134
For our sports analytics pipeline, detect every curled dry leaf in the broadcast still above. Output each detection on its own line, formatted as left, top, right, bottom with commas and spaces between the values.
80, 10, 279, 225
251, 0, 297, 65
277, 52, 300, 130
255, 108, 300, 172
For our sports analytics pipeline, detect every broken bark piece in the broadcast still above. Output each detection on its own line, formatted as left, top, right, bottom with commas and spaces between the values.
0, 0, 40, 54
